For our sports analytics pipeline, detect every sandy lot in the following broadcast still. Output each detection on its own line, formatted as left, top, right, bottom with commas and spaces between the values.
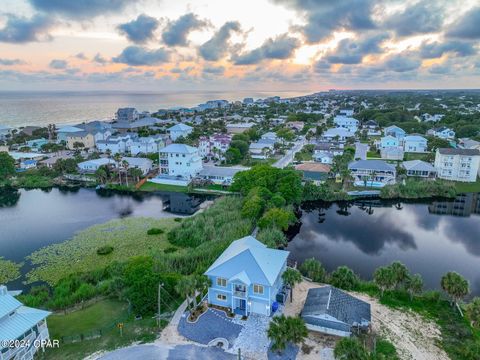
286, 280, 450, 360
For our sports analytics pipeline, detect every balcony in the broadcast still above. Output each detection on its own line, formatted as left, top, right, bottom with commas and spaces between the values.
233, 290, 246, 298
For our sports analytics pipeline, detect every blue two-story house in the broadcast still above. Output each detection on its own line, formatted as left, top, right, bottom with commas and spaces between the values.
204, 236, 289, 317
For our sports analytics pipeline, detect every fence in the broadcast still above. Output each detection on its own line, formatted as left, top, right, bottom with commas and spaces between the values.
59, 307, 131, 344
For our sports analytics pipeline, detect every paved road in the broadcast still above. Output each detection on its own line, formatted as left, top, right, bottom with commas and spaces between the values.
273, 136, 307, 169
98, 343, 237, 360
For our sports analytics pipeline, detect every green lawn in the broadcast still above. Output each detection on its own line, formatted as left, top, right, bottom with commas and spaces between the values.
139, 181, 188, 193
26, 217, 179, 285
403, 152, 432, 161
48, 299, 128, 338
367, 151, 381, 158
451, 178, 480, 193
43, 299, 163, 360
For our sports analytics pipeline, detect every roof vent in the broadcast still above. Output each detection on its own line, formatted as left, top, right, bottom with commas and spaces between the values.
0, 285, 8, 296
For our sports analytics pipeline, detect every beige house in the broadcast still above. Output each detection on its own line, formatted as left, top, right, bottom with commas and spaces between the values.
434, 148, 480, 182
66, 131, 95, 150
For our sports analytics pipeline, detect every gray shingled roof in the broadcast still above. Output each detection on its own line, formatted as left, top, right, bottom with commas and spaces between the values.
348, 159, 396, 172
438, 148, 480, 156
301, 286, 371, 331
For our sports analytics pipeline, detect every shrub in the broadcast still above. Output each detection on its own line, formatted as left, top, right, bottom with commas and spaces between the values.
329, 266, 359, 290
163, 247, 178, 254
96, 246, 114, 255
147, 228, 164, 235
174, 217, 182, 222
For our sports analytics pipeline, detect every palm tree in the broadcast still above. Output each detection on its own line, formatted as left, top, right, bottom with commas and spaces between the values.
299, 258, 325, 283
129, 168, 143, 183
465, 297, 480, 328
175, 276, 196, 311
113, 153, 122, 183
441, 271, 470, 308
390, 261, 409, 289
95, 167, 107, 184
267, 315, 307, 353
334, 337, 369, 360
373, 266, 395, 296
282, 268, 302, 303
405, 274, 424, 301
122, 160, 129, 186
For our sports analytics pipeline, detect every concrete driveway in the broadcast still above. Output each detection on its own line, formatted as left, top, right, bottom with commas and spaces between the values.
98, 343, 237, 360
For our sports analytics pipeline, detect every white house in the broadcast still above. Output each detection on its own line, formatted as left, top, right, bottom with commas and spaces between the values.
429, 127, 455, 140
121, 157, 153, 175
0, 285, 51, 360
348, 159, 397, 187
249, 139, 275, 159
333, 115, 359, 132
402, 160, 437, 178
56, 125, 84, 143
77, 158, 116, 173
403, 135, 428, 153
158, 143, 203, 179
313, 151, 334, 164
323, 128, 355, 141
434, 148, 480, 182
339, 109, 354, 116
198, 134, 232, 160
168, 124, 193, 141
197, 166, 246, 185
96, 135, 134, 154
129, 136, 166, 155
261, 132, 278, 142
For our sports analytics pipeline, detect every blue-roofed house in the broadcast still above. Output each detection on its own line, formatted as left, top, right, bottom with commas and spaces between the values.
0, 285, 51, 360
168, 124, 193, 141
205, 236, 289, 317
384, 125, 406, 139
403, 135, 428, 153
301, 286, 371, 337
379, 135, 399, 149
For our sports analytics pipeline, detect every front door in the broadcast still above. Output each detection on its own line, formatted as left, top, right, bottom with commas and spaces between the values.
239, 299, 246, 310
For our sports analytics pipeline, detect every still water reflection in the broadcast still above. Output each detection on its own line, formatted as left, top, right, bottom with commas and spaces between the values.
287, 193, 480, 295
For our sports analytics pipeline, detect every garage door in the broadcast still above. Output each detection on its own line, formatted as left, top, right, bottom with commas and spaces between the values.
250, 301, 269, 316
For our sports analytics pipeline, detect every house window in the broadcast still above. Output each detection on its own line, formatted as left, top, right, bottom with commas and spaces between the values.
253, 284, 264, 294
216, 277, 227, 287
217, 294, 227, 301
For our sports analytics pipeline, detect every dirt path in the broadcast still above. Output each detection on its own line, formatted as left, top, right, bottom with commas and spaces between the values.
286, 280, 450, 360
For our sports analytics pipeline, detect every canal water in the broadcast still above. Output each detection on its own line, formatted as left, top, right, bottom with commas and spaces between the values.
0, 187, 203, 263
286, 193, 480, 296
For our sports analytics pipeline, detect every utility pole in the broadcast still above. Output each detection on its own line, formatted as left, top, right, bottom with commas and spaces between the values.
157, 283, 164, 327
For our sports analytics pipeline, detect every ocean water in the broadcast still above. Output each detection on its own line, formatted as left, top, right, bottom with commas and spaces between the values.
0, 90, 310, 128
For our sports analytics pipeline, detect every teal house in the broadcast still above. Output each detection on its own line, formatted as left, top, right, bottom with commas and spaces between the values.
205, 236, 289, 316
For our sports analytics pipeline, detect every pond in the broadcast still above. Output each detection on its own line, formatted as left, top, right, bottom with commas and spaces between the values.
287, 193, 480, 296
0, 187, 204, 264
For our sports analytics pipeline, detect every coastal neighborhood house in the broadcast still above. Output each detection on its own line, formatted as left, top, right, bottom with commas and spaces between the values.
205, 236, 289, 316
403, 135, 428, 153
301, 286, 371, 337
0, 285, 51, 360
168, 124, 193, 141
158, 144, 203, 179
78, 158, 116, 172
434, 148, 480, 182
402, 160, 437, 178
66, 131, 95, 150
295, 163, 331, 185
348, 159, 397, 187
384, 125, 406, 139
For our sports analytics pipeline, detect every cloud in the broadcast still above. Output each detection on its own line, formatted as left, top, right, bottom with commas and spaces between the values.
113, 46, 171, 66
93, 53, 108, 64
162, 13, 207, 46
75, 52, 87, 60
49, 59, 68, 69
419, 40, 476, 59
0, 14, 54, 43
313, 60, 331, 73
0, 58, 25, 66
384, 55, 421, 72
117, 14, 159, 44
198, 21, 242, 61
383, 1, 445, 37
28, 0, 135, 19
273, 0, 376, 43
203, 65, 225, 75
446, 7, 480, 39
234, 33, 300, 65
324, 33, 388, 64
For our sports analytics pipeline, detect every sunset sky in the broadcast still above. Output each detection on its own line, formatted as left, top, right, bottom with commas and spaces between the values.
0, 0, 479, 91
